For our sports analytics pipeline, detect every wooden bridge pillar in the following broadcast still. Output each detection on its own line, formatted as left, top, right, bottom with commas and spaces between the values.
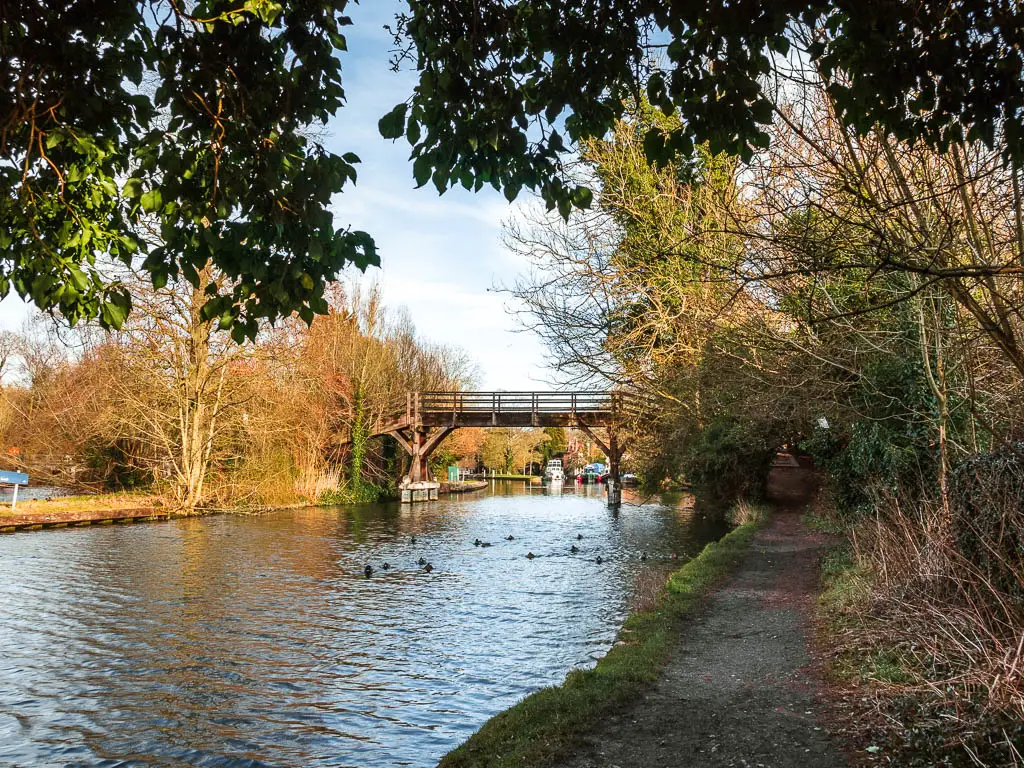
577, 423, 626, 506
607, 431, 622, 505
390, 426, 454, 486
411, 429, 424, 483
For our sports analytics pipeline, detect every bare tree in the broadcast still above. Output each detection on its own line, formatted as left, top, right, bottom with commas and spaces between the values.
109, 264, 251, 510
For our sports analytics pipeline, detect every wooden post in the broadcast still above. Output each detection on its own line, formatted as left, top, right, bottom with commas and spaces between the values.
607, 431, 622, 506
411, 429, 422, 482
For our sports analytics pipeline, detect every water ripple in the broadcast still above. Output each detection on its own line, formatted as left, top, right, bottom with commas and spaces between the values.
0, 484, 724, 766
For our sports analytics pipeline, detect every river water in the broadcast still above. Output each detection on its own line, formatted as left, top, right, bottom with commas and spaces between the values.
0, 482, 727, 767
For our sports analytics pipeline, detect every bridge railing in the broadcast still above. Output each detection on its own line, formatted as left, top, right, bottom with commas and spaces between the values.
415, 390, 618, 416
374, 391, 654, 432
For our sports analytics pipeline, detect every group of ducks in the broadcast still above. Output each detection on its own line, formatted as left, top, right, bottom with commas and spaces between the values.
363, 557, 433, 578
363, 531, 660, 578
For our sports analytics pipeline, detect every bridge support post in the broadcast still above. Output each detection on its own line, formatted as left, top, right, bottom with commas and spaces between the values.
390, 426, 453, 503
576, 423, 625, 507
606, 432, 622, 505
411, 429, 423, 483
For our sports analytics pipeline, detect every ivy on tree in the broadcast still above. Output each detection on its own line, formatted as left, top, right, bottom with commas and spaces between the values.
2, 0, 376, 341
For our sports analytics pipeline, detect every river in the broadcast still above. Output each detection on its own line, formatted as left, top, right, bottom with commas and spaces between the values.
0, 481, 727, 767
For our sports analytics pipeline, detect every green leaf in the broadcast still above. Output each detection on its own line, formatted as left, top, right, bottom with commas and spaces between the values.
329, 31, 348, 51
557, 197, 571, 221
406, 118, 422, 145
69, 267, 90, 292
642, 128, 669, 166
378, 103, 408, 140
102, 293, 130, 329
413, 155, 433, 188
769, 36, 790, 56
432, 167, 447, 194
751, 99, 774, 125
122, 178, 143, 199
571, 186, 593, 209
140, 189, 163, 213
503, 180, 522, 203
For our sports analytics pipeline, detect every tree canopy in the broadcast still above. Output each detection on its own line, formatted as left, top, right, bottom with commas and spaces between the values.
3, 0, 373, 340
389, 1, 1024, 209
4, 0, 1022, 334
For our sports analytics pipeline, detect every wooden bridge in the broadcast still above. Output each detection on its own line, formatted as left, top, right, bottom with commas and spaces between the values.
374, 391, 637, 498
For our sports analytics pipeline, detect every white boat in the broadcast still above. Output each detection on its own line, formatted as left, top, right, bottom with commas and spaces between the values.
543, 459, 564, 483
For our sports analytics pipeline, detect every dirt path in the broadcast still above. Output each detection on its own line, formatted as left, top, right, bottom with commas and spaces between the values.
558, 511, 844, 768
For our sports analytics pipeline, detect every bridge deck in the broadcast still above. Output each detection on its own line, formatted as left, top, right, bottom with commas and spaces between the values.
379, 391, 627, 432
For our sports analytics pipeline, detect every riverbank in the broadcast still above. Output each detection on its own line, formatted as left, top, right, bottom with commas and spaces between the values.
439, 505, 769, 768
0, 492, 167, 531
0, 507, 172, 531
0, 491, 349, 532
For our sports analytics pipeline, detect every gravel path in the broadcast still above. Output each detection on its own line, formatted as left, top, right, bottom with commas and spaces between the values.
558, 512, 845, 768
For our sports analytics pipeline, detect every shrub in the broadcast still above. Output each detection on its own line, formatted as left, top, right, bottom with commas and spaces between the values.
949, 444, 1024, 599
801, 421, 932, 516
682, 417, 776, 506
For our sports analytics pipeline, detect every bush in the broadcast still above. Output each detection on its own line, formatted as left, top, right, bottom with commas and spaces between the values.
801, 421, 933, 516
822, 486, 1024, 763
318, 479, 394, 505
681, 417, 776, 506
949, 444, 1024, 598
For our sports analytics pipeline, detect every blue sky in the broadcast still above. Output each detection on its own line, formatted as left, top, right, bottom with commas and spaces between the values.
0, 1, 551, 390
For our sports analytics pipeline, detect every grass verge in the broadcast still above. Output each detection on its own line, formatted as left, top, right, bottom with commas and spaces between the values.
0, 490, 161, 517
439, 505, 768, 768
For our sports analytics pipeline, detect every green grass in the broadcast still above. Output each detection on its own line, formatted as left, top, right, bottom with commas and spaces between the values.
817, 544, 916, 686
800, 508, 847, 536
439, 507, 768, 768
317, 480, 394, 505
817, 546, 872, 615
0, 490, 161, 516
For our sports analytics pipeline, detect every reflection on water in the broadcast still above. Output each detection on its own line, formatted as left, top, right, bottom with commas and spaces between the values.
0, 482, 725, 767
